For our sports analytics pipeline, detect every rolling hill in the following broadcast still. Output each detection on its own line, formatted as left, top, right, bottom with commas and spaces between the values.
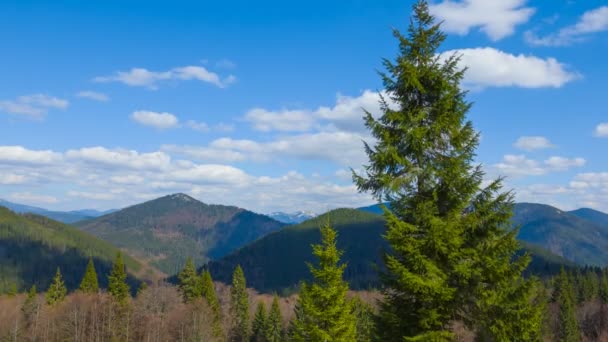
0, 199, 114, 223
0, 206, 142, 294
76, 193, 286, 275
513, 203, 608, 266
209, 208, 572, 293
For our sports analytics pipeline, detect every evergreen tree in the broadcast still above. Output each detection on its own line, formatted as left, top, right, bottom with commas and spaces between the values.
600, 269, 608, 304
554, 269, 580, 342
45, 267, 67, 305
201, 269, 224, 338
178, 257, 200, 303
108, 252, 130, 303
353, 1, 541, 340
251, 302, 269, 342
79, 257, 99, 294
22, 285, 39, 328
230, 265, 250, 342
266, 296, 283, 342
351, 296, 374, 342
289, 223, 356, 342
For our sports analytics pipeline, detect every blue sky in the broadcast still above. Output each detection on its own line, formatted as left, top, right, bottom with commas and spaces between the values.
1, 0, 608, 213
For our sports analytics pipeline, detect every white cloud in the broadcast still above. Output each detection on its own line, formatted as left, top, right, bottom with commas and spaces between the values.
544, 156, 586, 170
68, 191, 116, 201
514, 136, 554, 151
66, 147, 172, 171
441, 48, 580, 89
186, 120, 210, 132
76, 91, 109, 102
494, 154, 585, 177
245, 108, 316, 132
243, 90, 386, 133
9, 192, 58, 205
0, 94, 69, 118
429, 0, 535, 41
0, 173, 29, 185
165, 131, 369, 167
94, 65, 236, 89
0, 146, 62, 165
595, 123, 608, 137
131, 111, 179, 129
168, 164, 252, 185
525, 6, 608, 46
110, 174, 145, 185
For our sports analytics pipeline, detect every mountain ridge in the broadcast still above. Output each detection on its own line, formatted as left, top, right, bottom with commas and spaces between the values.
76, 193, 286, 275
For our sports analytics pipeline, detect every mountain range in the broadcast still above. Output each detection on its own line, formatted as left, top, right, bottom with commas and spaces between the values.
267, 211, 317, 224
209, 207, 576, 293
0, 199, 115, 223
75, 193, 285, 275
4, 193, 608, 294
0, 206, 142, 293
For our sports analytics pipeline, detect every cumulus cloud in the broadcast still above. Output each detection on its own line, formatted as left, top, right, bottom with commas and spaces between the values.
9, 192, 58, 205
65, 147, 172, 170
525, 6, 608, 46
76, 91, 109, 102
186, 120, 210, 132
595, 123, 608, 137
494, 154, 586, 177
0, 146, 62, 165
131, 111, 179, 129
94, 65, 236, 89
0, 94, 69, 118
0, 144, 373, 213
429, 0, 535, 41
244, 90, 386, 134
164, 131, 369, 167
0, 173, 29, 185
514, 136, 554, 151
441, 48, 579, 89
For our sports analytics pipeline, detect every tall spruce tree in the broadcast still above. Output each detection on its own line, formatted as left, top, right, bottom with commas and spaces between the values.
108, 252, 130, 303
266, 296, 283, 342
178, 257, 200, 303
46, 267, 67, 305
251, 302, 269, 342
289, 223, 356, 342
353, 1, 541, 340
79, 258, 99, 294
554, 269, 581, 342
201, 269, 224, 338
230, 265, 250, 342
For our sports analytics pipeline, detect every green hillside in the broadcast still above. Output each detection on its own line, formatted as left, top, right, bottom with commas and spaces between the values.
209, 208, 570, 293
514, 203, 608, 266
0, 206, 141, 294
569, 207, 608, 227
76, 193, 285, 274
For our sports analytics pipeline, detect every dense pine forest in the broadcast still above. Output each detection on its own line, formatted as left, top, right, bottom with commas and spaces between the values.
1, 1, 607, 341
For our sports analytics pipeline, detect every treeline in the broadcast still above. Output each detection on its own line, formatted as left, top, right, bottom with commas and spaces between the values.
0, 224, 374, 341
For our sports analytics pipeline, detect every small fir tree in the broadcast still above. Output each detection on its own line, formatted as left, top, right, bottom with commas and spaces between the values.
230, 265, 250, 342
251, 302, 269, 342
46, 267, 67, 305
79, 258, 99, 294
351, 296, 374, 342
266, 296, 283, 342
555, 269, 581, 342
108, 252, 130, 303
178, 257, 200, 303
22, 285, 39, 328
201, 269, 224, 338
289, 223, 356, 342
